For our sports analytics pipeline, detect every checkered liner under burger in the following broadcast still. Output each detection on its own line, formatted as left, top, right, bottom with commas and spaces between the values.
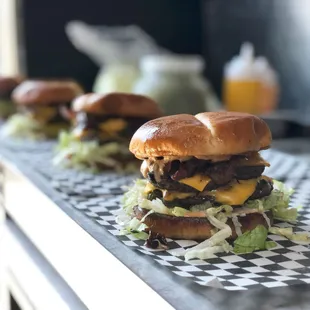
50, 172, 138, 196
60, 178, 310, 291
1, 140, 310, 290
3, 140, 138, 196
262, 150, 310, 180
1, 138, 55, 153
5, 142, 310, 198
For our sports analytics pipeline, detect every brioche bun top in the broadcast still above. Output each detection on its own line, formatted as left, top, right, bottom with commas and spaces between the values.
72, 92, 162, 118
0, 76, 24, 97
12, 80, 83, 105
129, 112, 271, 159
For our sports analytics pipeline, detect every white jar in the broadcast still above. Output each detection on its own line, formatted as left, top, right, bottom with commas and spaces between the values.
133, 54, 213, 115
93, 63, 140, 94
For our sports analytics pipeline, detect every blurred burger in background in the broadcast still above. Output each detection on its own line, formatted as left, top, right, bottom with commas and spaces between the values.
1, 80, 83, 139
0, 76, 23, 119
53, 92, 162, 171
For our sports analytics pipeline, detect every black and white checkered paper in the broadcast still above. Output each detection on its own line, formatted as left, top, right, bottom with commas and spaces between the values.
2, 139, 310, 291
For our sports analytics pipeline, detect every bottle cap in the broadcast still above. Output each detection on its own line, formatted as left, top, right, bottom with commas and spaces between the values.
224, 42, 258, 80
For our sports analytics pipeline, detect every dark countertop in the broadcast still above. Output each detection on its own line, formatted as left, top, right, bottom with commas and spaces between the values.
1, 140, 310, 310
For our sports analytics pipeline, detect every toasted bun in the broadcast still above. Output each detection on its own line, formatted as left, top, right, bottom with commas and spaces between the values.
0, 76, 23, 97
72, 92, 163, 118
134, 207, 272, 240
130, 112, 271, 159
12, 80, 84, 105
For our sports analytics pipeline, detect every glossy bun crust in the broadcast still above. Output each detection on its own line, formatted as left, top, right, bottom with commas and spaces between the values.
0, 76, 23, 97
72, 92, 163, 118
130, 112, 271, 159
134, 207, 272, 240
12, 80, 83, 105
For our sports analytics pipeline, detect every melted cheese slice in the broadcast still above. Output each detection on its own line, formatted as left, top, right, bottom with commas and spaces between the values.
179, 175, 211, 191
144, 176, 260, 205
29, 106, 58, 122
144, 182, 156, 194
214, 179, 257, 205
71, 127, 94, 139
261, 175, 272, 182
162, 191, 194, 201
144, 182, 194, 201
99, 119, 127, 134
235, 152, 270, 167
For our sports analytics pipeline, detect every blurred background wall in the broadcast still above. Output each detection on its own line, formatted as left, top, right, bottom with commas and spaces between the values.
3, 0, 310, 111
0, 0, 19, 75
19, 0, 202, 91
203, 0, 310, 111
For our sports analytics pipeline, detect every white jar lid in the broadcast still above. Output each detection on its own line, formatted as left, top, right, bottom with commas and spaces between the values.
140, 54, 205, 73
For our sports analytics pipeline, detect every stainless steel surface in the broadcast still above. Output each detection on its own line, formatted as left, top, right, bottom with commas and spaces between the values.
2, 160, 172, 310
4, 219, 87, 310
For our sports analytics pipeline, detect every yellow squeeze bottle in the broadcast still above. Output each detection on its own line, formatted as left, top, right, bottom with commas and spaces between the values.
254, 57, 279, 113
223, 43, 278, 114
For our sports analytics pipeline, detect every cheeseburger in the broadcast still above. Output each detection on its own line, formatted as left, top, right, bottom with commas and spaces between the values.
53, 92, 162, 171
2, 80, 83, 139
0, 76, 23, 119
121, 112, 300, 260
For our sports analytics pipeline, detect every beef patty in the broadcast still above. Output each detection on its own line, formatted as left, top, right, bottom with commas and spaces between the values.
21, 103, 71, 124
148, 164, 265, 193
74, 112, 149, 139
147, 178, 273, 209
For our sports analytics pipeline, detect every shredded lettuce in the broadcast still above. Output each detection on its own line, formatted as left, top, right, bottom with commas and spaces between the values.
216, 212, 228, 223
53, 131, 132, 172
177, 208, 233, 261
123, 178, 297, 222
183, 241, 232, 261
245, 180, 297, 222
269, 227, 310, 242
122, 179, 147, 214
171, 207, 189, 217
117, 208, 153, 240
128, 217, 147, 232
273, 207, 298, 223
231, 215, 242, 236
190, 202, 213, 212
1, 114, 44, 139
122, 180, 234, 219
139, 198, 171, 214
233, 225, 269, 254
119, 217, 149, 240
0, 99, 15, 118
121, 178, 303, 259
123, 193, 235, 260
123, 180, 195, 217
265, 241, 277, 250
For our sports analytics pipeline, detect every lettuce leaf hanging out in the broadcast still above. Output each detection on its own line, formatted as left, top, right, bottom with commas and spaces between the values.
233, 225, 270, 254
53, 131, 132, 172
244, 180, 297, 222
1, 114, 44, 139
269, 226, 310, 242
121, 179, 299, 260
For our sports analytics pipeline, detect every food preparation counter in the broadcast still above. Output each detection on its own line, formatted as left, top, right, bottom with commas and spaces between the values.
0, 138, 310, 310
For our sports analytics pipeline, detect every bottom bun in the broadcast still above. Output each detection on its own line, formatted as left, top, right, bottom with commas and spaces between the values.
133, 207, 273, 240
